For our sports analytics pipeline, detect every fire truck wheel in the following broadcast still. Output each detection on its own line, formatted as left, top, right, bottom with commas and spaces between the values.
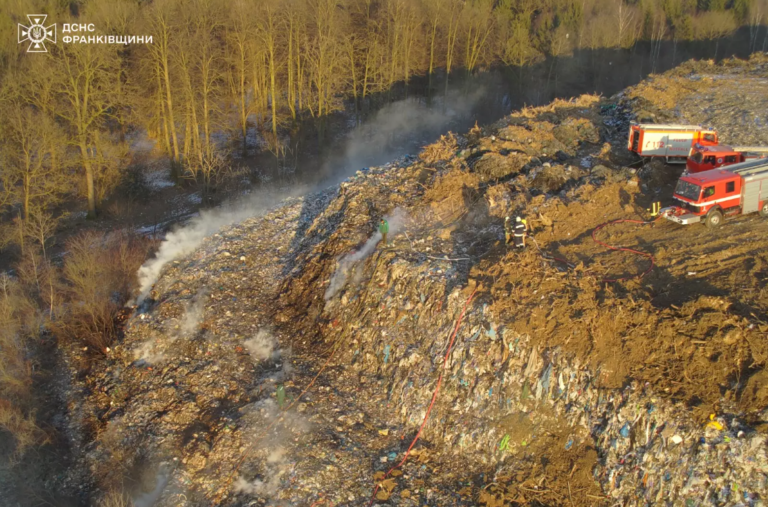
760, 203, 768, 218
705, 209, 723, 229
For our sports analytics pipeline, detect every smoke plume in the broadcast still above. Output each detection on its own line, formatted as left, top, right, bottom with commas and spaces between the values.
234, 399, 310, 500
324, 208, 407, 301
133, 339, 166, 365
179, 290, 208, 338
133, 291, 208, 365
132, 468, 170, 507
233, 446, 287, 497
244, 329, 279, 361
322, 87, 485, 184
135, 190, 302, 305
135, 86, 483, 304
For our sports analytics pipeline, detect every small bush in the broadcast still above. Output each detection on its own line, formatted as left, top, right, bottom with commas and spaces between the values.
0, 399, 46, 461
98, 488, 133, 507
54, 230, 155, 351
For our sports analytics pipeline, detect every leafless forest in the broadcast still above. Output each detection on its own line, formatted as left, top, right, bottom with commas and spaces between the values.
0, 0, 767, 498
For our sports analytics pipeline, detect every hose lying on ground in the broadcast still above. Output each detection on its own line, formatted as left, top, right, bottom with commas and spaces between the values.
532, 218, 657, 283
591, 219, 656, 283
367, 287, 478, 506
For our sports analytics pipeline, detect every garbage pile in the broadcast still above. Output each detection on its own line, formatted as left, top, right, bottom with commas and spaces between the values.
66, 57, 768, 506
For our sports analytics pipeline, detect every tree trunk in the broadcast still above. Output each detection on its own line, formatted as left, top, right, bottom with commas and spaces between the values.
288, 18, 296, 120
161, 49, 179, 163
428, 13, 438, 75
202, 60, 212, 161
17, 210, 25, 255
157, 65, 172, 157
349, 42, 359, 102
237, 40, 248, 156
296, 26, 304, 111
446, 15, 459, 75
269, 42, 278, 141
80, 141, 96, 218
183, 103, 191, 162
22, 162, 30, 220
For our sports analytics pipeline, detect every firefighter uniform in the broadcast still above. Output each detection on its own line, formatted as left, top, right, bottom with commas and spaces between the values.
504, 217, 514, 245
513, 217, 527, 248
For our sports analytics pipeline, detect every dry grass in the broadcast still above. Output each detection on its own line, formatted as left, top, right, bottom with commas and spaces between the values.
0, 275, 47, 462
0, 400, 47, 461
519, 93, 602, 119
0, 229, 154, 464
420, 132, 458, 165
626, 75, 703, 111
98, 488, 133, 507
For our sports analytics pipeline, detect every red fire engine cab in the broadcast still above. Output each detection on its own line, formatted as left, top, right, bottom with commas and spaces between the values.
661, 158, 768, 228
686, 144, 768, 173
628, 123, 718, 163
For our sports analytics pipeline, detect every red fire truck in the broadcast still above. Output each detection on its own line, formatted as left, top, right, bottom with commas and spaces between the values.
686, 144, 768, 173
660, 158, 768, 228
628, 123, 718, 163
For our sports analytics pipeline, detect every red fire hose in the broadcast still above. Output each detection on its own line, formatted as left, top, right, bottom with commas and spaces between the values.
367, 288, 478, 506
591, 219, 656, 283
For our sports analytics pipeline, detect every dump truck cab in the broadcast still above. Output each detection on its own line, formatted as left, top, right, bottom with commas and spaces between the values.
662, 158, 768, 228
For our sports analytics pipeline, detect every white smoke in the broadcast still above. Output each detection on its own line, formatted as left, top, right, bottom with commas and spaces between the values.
244, 330, 279, 361
234, 399, 310, 500
133, 339, 166, 365
234, 447, 288, 497
133, 468, 170, 507
322, 87, 486, 183
133, 291, 208, 365
324, 208, 407, 301
179, 291, 208, 338
135, 190, 303, 305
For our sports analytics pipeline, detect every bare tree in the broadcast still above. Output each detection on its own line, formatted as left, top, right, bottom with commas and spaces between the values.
423, 0, 442, 76
0, 105, 70, 221
226, 2, 255, 156
694, 10, 737, 58
52, 42, 119, 218
616, 0, 637, 48
255, 0, 284, 144
146, 0, 182, 167
463, 0, 496, 73
443, 0, 462, 75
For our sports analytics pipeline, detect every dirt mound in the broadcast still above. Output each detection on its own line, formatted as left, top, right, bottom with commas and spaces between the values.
495, 122, 572, 158
530, 164, 583, 193
472, 151, 527, 179
553, 117, 601, 149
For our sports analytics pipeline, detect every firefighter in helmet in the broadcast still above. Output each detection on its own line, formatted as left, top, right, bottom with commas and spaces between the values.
504, 216, 514, 245
512, 216, 528, 249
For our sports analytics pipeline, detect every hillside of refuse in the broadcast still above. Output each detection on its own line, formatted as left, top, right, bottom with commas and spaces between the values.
57, 53, 768, 506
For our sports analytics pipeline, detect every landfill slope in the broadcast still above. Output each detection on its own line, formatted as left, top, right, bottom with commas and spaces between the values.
71, 54, 768, 506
